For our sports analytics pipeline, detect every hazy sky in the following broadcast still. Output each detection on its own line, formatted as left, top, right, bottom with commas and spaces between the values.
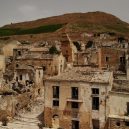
0, 0, 129, 27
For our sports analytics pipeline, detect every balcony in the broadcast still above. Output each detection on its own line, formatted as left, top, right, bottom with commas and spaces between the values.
53, 98, 59, 101
66, 98, 83, 103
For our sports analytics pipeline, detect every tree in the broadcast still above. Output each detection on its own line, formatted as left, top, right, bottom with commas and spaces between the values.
49, 45, 59, 54
118, 36, 125, 43
85, 40, 93, 49
73, 41, 81, 51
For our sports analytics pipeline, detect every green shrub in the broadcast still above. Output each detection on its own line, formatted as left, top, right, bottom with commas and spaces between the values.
86, 40, 93, 48
0, 24, 64, 36
73, 41, 81, 51
49, 45, 59, 54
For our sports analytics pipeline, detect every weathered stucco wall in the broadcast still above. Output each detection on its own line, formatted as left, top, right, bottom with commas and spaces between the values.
98, 48, 125, 71
0, 55, 5, 72
109, 92, 129, 116
2, 40, 19, 57
44, 80, 111, 129
0, 95, 17, 119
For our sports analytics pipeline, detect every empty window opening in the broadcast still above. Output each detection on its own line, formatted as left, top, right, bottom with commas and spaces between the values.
38, 71, 40, 77
30, 95, 32, 99
38, 89, 40, 95
106, 56, 109, 62
125, 121, 129, 126
53, 100, 59, 107
20, 75, 22, 80
92, 119, 99, 129
16, 64, 19, 67
18, 51, 21, 56
92, 97, 99, 110
71, 102, 79, 109
16, 76, 18, 81
120, 57, 125, 64
116, 121, 120, 126
127, 102, 129, 114
60, 65, 62, 73
122, 44, 125, 48
43, 66, 46, 71
92, 88, 99, 95
72, 87, 78, 99
53, 86, 59, 98
72, 120, 79, 129
27, 89, 30, 92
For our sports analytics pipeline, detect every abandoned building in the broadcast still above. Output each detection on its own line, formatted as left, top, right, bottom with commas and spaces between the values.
0, 29, 129, 129
60, 33, 77, 63
44, 67, 113, 129
98, 47, 126, 72
0, 55, 5, 73
13, 46, 66, 77
107, 80, 129, 129
74, 50, 98, 67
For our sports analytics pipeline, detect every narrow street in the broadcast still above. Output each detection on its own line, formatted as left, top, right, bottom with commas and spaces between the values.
0, 96, 44, 129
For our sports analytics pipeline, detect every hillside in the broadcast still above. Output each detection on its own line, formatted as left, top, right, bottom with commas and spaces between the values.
0, 11, 129, 39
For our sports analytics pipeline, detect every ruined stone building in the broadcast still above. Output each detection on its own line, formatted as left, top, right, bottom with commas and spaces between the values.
74, 50, 98, 67
0, 55, 5, 72
44, 67, 113, 129
98, 47, 126, 72
0, 94, 17, 120
107, 80, 129, 129
13, 46, 66, 81
0, 40, 20, 73
60, 33, 77, 63
2, 40, 20, 57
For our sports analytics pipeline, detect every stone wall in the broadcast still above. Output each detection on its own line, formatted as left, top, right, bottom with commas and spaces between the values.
0, 95, 17, 119
0, 55, 5, 72
44, 80, 111, 129
107, 118, 129, 129
44, 107, 91, 129
109, 92, 129, 116
14, 54, 65, 77
98, 47, 125, 71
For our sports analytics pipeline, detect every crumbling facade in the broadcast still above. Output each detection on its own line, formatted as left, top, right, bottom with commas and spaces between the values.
74, 50, 98, 67
0, 28, 129, 129
106, 80, 129, 129
44, 67, 113, 129
98, 47, 126, 72
60, 34, 77, 63
13, 46, 66, 78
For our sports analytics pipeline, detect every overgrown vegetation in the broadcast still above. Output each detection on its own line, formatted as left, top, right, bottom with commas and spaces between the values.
86, 40, 93, 48
118, 36, 125, 43
73, 41, 81, 51
49, 45, 59, 54
0, 24, 64, 36
72, 23, 129, 35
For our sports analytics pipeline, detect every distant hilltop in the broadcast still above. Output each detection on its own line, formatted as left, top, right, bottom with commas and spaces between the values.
0, 11, 129, 41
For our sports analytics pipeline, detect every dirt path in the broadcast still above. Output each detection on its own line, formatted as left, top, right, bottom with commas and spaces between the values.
0, 96, 44, 129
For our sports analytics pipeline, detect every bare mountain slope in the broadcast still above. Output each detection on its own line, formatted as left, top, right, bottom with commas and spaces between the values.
0, 11, 129, 40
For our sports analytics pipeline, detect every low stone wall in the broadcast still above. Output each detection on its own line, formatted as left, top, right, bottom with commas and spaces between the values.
44, 107, 91, 129
0, 95, 17, 120
108, 118, 129, 129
